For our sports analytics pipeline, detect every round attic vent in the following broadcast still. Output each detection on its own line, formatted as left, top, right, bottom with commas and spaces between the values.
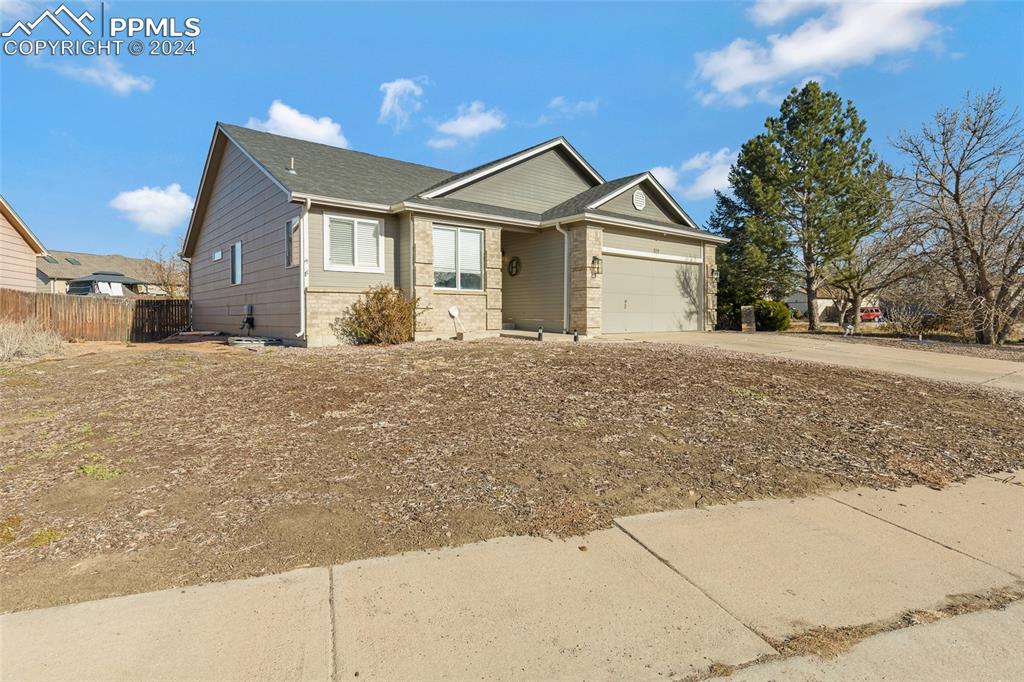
632, 189, 647, 211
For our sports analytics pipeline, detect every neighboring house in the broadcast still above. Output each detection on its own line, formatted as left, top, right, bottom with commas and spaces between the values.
1, 194, 46, 292
37, 250, 167, 296
66, 272, 146, 297
786, 288, 879, 321
182, 123, 728, 346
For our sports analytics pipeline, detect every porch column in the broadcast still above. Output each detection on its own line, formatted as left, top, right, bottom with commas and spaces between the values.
569, 224, 602, 335
412, 215, 435, 334
703, 243, 718, 331
485, 228, 502, 331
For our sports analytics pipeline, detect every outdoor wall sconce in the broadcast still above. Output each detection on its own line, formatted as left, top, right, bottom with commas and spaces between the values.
589, 255, 603, 275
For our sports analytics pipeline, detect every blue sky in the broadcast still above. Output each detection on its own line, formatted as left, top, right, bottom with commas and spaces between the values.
1, 0, 1021, 257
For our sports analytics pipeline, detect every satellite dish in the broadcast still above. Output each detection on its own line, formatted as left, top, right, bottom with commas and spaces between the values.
448, 306, 460, 319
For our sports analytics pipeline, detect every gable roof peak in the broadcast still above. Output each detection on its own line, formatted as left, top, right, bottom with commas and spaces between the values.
418, 136, 604, 199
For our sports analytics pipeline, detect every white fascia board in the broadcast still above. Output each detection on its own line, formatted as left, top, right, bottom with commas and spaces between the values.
0, 195, 45, 254
292, 193, 391, 213
420, 138, 604, 199
544, 211, 728, 244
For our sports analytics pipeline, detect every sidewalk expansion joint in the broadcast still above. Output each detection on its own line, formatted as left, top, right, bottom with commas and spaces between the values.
826, 496, 1021, 579
328, 568, 338, 682
611, 519, 778, 653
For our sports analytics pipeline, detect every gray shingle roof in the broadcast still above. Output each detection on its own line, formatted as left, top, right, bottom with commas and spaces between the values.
541, 174, 646, 221
37, 250, 160, 282
409, 197, 541, 223
219, 124, 454, 205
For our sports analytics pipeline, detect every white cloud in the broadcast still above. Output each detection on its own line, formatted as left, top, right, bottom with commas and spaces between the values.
429, 100, 505, 149
426, 137, 458, 150
696, 0, 960, 106
534, 96, 599, 125
379, 77, 425, 130
44, 56, 153, 95
110, 183, 194, 235
654, 148, 736, 201
246, 100, 348, 147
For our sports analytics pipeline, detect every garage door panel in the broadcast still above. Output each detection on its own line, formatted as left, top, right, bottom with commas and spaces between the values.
602, 255, 700, 334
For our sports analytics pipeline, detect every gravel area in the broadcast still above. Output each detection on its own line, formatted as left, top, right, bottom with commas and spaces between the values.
2, 338, 1022, 612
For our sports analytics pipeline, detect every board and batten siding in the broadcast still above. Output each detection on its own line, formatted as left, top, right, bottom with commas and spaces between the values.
0, 211, 38, 292
448, 149, 593, 213
306, 207, 400, 290
190, 141, 301, 339
602, 228, 703, 260
501, 228, 565, 332
599, 183, 678, 224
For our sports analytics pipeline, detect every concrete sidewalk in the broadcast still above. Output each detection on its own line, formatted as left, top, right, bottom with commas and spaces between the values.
2, 472, 1022, 681
599, 331, 1024, 392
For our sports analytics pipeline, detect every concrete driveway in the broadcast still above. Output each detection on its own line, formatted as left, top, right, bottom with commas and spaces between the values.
598, 331, 1024, 392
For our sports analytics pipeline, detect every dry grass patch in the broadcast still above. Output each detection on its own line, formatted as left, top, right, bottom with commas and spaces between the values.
1, 339, 1021, 612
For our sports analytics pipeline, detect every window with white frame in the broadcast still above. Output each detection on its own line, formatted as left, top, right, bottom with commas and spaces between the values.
230, 241, 242, 285
285, 218, 300, 268
324, 214, 383, 272
433, 226, 483, 290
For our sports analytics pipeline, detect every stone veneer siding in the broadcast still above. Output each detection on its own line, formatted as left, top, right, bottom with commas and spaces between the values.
703, 243, 718, 331
305, 289, 365, 347
412, 215, 502, 340
568, 224, 603, 335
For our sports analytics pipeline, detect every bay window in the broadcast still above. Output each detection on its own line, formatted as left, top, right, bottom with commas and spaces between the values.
433, 226, 483, 290
324, 214, 383, 272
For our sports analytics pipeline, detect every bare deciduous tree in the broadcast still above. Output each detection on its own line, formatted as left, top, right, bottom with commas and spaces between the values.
893, 89, 1024, 345
146, 245, 189, 298
826, 184, 923, 332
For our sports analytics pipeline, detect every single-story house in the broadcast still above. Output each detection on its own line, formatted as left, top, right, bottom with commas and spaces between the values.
786, 288, 880, 321
1, 194, 47, 292
37, 250, 167, 296
182, 123, 728, 346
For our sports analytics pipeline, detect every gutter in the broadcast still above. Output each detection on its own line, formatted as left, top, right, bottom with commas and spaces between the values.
296, 197, 311, 339
554, 223, 570, 332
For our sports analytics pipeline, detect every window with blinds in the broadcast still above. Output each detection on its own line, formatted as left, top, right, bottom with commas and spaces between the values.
433, 226, 483, 290
324, 215, 382, 272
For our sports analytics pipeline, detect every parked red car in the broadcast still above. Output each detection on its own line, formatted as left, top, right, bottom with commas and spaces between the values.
860, 307, 883, 322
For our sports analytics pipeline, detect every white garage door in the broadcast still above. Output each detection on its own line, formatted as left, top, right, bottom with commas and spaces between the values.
602, 255, 701, 333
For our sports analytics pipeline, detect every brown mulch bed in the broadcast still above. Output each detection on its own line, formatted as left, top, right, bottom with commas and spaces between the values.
2, 339, 1022, 612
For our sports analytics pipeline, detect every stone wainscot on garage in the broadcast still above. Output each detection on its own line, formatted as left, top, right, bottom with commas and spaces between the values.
181, 124, 727, 345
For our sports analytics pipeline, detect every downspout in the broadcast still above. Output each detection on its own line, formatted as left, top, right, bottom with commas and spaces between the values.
554, 223, 569, 333
295, 197, 311, 339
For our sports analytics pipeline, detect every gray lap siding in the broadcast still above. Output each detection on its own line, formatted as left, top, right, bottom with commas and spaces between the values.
190, 141, 301, 339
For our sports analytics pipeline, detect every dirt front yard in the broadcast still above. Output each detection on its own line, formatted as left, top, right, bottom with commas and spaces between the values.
2, 339, 1022, 612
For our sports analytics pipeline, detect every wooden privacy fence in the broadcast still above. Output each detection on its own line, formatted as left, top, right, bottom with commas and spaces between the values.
0, 288, 190, 342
